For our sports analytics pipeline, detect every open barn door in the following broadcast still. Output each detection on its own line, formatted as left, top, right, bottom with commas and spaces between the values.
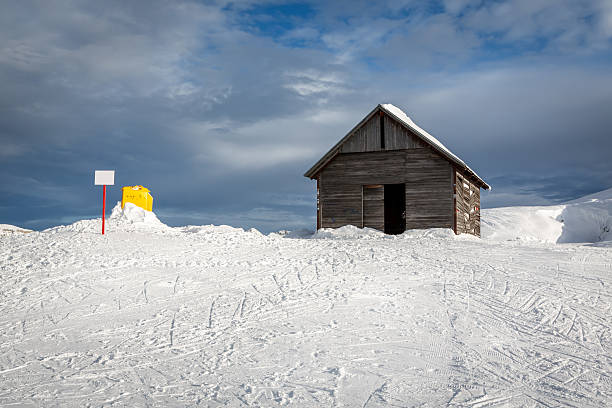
384, 183, 406, 234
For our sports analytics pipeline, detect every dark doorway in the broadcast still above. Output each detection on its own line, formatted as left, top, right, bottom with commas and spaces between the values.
384, 183, 406, 234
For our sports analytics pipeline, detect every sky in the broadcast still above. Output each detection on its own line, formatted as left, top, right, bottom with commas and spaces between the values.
1, 0, 611, 232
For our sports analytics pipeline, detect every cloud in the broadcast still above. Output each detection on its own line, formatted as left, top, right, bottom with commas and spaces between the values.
462, 0, 611, 53
0, 0, 611, 231
283, 69, 347, 97
398, 65, 612, 171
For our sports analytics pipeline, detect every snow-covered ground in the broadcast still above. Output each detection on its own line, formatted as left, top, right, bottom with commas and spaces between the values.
1, 197, 611, 406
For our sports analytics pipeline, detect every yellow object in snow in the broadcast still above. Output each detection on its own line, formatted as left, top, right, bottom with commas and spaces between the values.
121, 185, 153, 211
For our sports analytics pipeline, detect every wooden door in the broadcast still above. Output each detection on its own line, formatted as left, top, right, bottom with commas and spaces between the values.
363, 185, 384, 231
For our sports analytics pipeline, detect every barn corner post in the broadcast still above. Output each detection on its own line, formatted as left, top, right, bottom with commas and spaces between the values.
316, 176, 321, 230
102, 184, 106, 235
452, 168, 457, 235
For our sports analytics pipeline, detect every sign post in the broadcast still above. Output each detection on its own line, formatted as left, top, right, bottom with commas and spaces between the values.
94, 170, 115, 235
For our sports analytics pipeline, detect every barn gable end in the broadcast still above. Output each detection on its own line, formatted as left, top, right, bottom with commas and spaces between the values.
340, 112, 427, 153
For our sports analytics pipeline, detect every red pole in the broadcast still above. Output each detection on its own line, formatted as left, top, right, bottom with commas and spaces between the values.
102, 184, 106, 235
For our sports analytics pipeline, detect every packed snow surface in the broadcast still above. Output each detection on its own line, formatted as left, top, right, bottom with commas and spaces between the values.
1, 199, 611, 406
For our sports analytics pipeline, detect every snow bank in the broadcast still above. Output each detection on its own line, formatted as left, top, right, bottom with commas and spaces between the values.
110, 202, 163, 225
269, 229, 315, 239
557, 199, 612, 243
311, 225, 385, 240
179, 224, 264, 241
44, 202, 171, 234
482, 187, 612, 244
311, 225, 458, 241
0, 224, 33, 235
398, 228, 459, 240
481, 205, 564, 243
32, 187, 612, 245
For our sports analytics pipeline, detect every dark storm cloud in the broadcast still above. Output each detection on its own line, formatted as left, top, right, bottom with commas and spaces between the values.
1, 0, 611, 231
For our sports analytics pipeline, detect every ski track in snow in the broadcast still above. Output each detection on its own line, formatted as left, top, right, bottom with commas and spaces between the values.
0, 228, 611, 407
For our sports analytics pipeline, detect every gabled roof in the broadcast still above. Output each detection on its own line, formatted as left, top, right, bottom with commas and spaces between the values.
304, 104, 490, 190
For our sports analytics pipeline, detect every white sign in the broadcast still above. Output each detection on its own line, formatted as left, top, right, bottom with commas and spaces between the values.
94, 170, 115, 185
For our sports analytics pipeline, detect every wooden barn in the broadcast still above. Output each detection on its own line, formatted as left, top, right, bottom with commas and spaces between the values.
304, 104, 490, 236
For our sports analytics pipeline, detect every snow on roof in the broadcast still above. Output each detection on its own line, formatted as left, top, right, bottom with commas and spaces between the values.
380, 104, 466, 167
380, 104, 488, 189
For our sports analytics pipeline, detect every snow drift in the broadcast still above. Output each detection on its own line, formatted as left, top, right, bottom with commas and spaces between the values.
28, 187, 612, 246
482, 187, 612, 244
44, 202, 171, 234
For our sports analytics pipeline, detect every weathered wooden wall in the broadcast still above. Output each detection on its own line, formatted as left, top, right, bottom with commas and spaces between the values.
319, 148, 453, 230
454, 169, 481, 236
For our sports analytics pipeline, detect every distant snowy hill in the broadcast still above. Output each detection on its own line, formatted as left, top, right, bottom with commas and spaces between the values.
564, 187, 612, 204
482, 187, 612, 244
0, 224, 32, 235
